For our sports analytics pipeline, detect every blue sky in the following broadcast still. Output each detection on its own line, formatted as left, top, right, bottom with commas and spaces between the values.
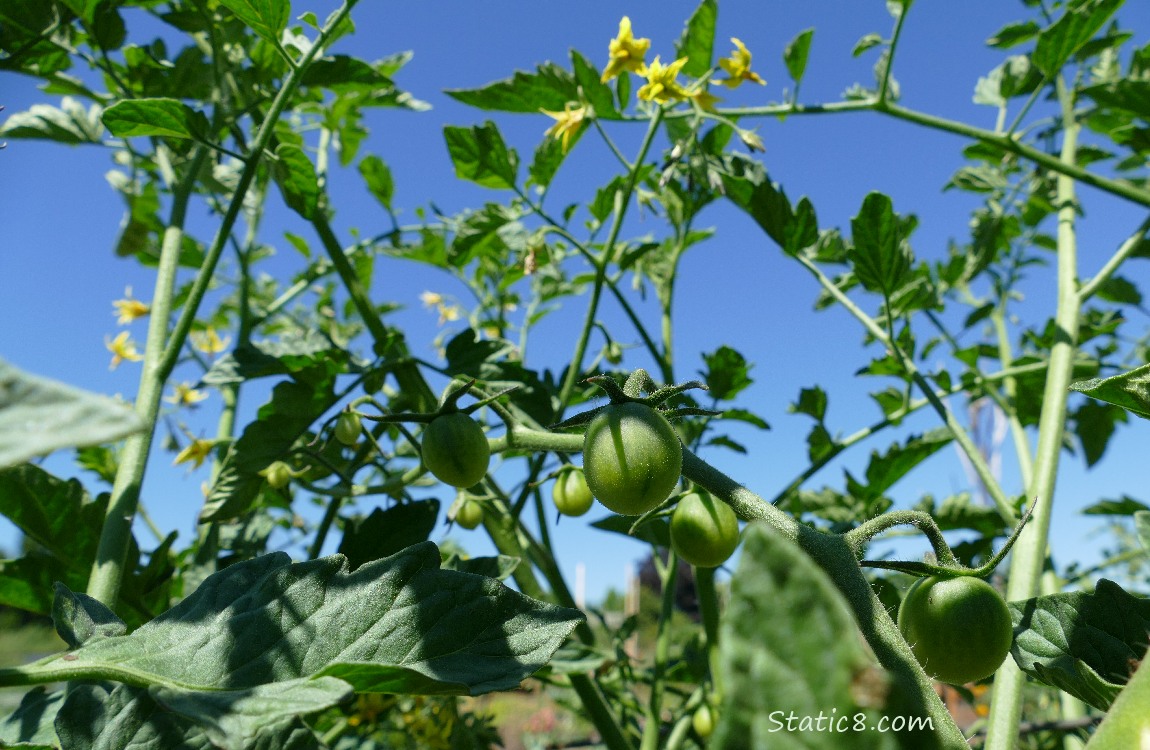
2, 0, 1149, 601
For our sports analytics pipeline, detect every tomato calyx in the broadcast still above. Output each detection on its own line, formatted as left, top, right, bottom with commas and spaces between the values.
550, 369, 718, 432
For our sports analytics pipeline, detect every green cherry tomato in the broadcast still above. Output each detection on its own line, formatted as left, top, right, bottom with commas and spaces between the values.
552, 466, 594, 517
692, 704, 715, 739
454, 498, 484, 530
897, 575, 1014, 685
263, 461, 293, 490
334, 411, 362, 446
670, 491, 740, 568
582, 402, 683, 516
421, 412, 491, 488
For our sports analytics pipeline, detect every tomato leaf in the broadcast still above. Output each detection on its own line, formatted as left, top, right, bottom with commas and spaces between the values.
446, 63, 579, 113
216, 0, 289, 44
0, 687, 63, 748
699, 346, 753, 401
714, 523, 902, 749
443, 122, 519, 190
784, 28, 815, 84
675, 0, 717, 79
338, 501, 441, 570
1070, 362, 1150, 420
272, 144, 320, 220
1033, 0, 1122, 77
0, 97, 104, 144
102, 98, 209, 140
359, 154, 395, 211
0, 359, 146, 469
1010, 578, 1149, 711
848, 192, 914, 297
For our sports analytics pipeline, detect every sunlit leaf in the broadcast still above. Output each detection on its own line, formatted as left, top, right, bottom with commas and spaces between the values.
443, 121, 519, 190
217, 0, 289, 44
784, 28, 815, 83
1070, 363, 1150, 420
675, 0, 717, 78
102, 98, 209, 140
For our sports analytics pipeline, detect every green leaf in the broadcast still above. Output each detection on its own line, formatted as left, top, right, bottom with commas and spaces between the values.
713, 523, 901, 749
675, 0, 717, 78
1033, 0, 1122, 77
852, 33, 884, 57
913, 494, 1008, 537
1072, 399, 1125, 467
52, 583, 127, 648
699, 346, 752, 401
0, 359, 145, 469
337, 501, 440, 570
1010, 579, 1149, 711
272, 144, 319, 220
848, 191, 913, 296
1081, 495, 1149, 516
441, 554, 520, 581
719, 155, 795, 249
202, 376, 340, 523
446, 63, 578, 113
358, 154, 394, 211
1082, 80, 1150, 119
52, 544, 581, 697
784, 28, 815, 83
1070, 363, 1150, 419
527, 133, 566, 190
789, 385, 828, 422
1094, 275, 1143, 306
0, 688, 63, 747
0, 97, 103, 144
217, 0, 289, 44
102, 98, 210, 140
443, 122, 519, 190
719, 407, 770, 430
849, 429, 952, 502
591, 514, 671, 549
987, 20, 1040, 48
570, 49, 619, 120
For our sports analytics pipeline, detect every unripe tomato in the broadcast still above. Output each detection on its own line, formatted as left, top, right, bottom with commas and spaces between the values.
263, 461, 293, 490
582, 402, 682, 516
897, 575, 1014, 685
421, 412, 490, 488
692, 704, 715, 738
670, 491, 740, 567
334, 411, 362, 446
454, 498, 484, 530
552, 466, 594, 517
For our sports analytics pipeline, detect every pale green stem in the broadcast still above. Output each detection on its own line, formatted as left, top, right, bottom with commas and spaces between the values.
992, 308, 1035, 489
640, 551, 679, 750
695, 566, 723, 701
86, 147, 207, 606
985, 76, 1081, 750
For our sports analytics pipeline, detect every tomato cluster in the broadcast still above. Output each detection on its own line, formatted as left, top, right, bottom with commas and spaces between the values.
670, 491, 740, 568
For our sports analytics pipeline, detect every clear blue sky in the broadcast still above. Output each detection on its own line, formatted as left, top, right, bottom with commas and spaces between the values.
2, 0, 1149, 601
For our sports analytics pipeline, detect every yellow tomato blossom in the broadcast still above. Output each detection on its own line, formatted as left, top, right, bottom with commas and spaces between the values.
601, 16, 650, 82
737, 127, 766, 152
174, 438, 215, 469
420, 291, 462, 325
541, 103, 588, 153
166, 382, 209, 407
637, 56, 691, 104
112, 288, 149, 325
690, 88, 721, 111
191, 326, 230, 355
105, 331, 144, 370
718, 38, 765, 88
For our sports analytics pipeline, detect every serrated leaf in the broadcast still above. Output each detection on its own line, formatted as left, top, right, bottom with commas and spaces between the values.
720, 407, 770, 430
443, 122, 518, 190
338, 501, 440, 570
527, 133, 566, 190
1070, 362, 1150, 419
48, 544, 581, 698
1073, 399, 1125, 467
853, 33, 884, 57
0, 359, 145, 469
570, 49, 619, 120
914, 494, 1008, 536
675, 0, 717, 78
790, 385, 828, 422
446, 63, 578, 113
1010, 579, 1149, 710
719, 155, 794, 249
713, 523, 901, 749
102, 98, 209, 140
202, 377, 340, 523
848, 192, 913, 297
358, 154, 394, 211
272, 144, 319, 220
217, 0, 289, 44
784, 28, 815, 83
1082, 79, 1150, 119
441, 554, 520, 581
856, 429, 952, 500
1033, 0, 1122, 77
699, 346, 752, 401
